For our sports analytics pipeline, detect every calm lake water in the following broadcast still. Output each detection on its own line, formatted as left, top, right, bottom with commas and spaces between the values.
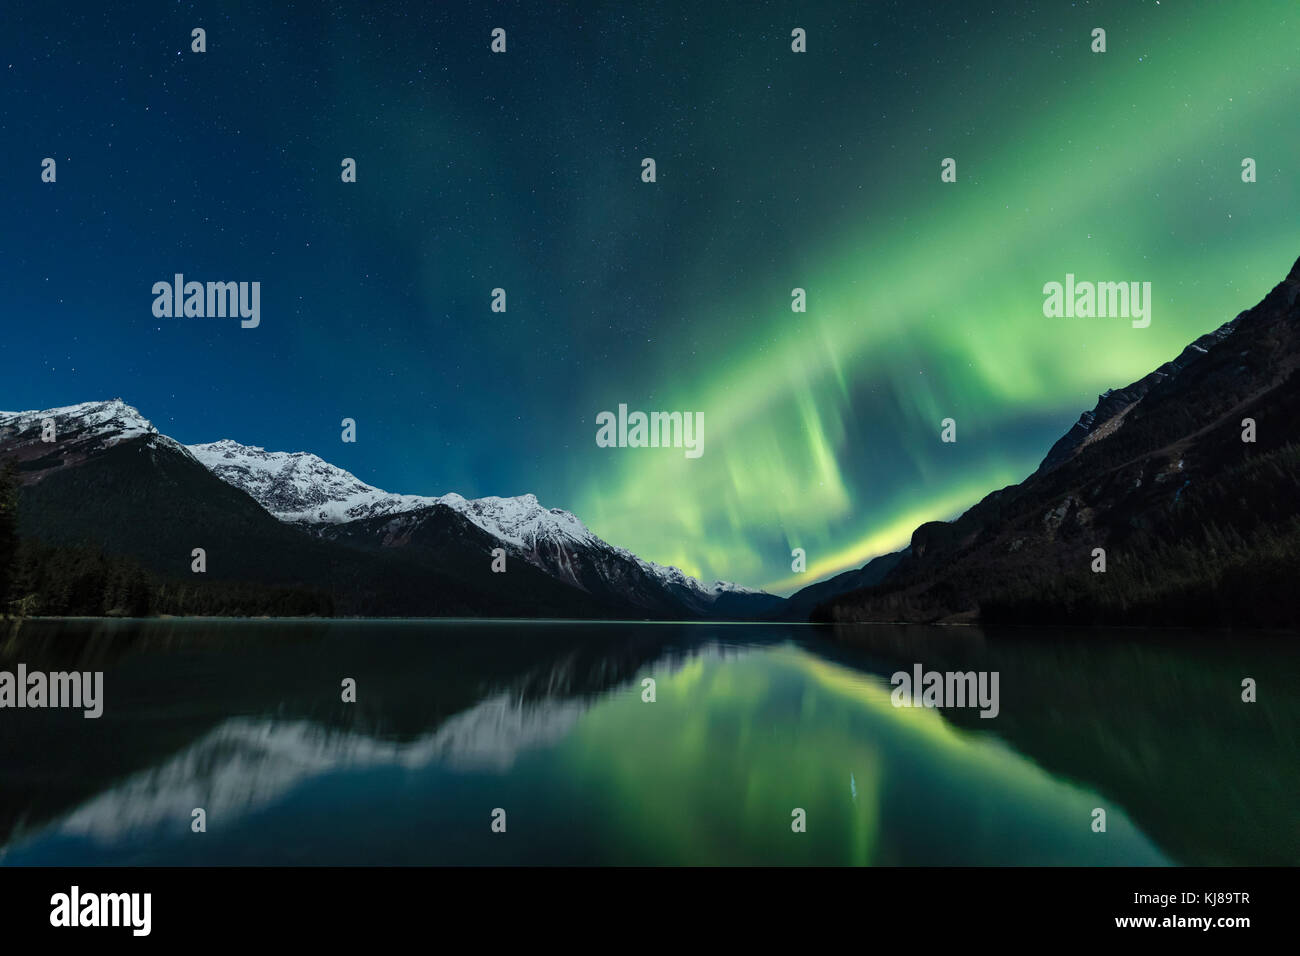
0, 619, 1295, 866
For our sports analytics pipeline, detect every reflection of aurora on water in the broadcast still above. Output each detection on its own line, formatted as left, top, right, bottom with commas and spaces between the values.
1, 641, 1169, 867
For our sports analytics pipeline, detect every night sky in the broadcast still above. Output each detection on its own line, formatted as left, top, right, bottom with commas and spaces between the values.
3, 1, 1297, 593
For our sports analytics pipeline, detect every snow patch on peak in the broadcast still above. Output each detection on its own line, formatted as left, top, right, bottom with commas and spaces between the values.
631, 557, 766, 601
1, 398, 156, 438
452, 493, 598, 549
707, 579, 767, 596
183, 439, 597, 549
186, 440, 441, 524
0, 398, 186, 455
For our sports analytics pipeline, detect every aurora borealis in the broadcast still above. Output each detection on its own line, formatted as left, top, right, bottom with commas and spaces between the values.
4, 1, 1298, 594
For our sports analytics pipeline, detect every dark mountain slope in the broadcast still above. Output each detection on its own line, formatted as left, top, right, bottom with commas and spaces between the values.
8, 434, 621, 618
317, 505, 780, 620
772, 550, 904, 622
816, 254, 1300, 628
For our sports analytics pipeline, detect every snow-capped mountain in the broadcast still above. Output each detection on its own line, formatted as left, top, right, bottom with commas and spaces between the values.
186, 439, 444, 524
186, 437, 777, 616
0, 398, 189, 473
1, 397, 779, 617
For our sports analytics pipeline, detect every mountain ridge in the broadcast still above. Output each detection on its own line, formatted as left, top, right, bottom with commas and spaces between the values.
183, 435, 774, 614
0, 400, 778, 619
813, 253, 1300, 627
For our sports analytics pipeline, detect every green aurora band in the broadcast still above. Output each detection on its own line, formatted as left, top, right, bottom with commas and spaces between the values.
566, 2, 1299, 594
